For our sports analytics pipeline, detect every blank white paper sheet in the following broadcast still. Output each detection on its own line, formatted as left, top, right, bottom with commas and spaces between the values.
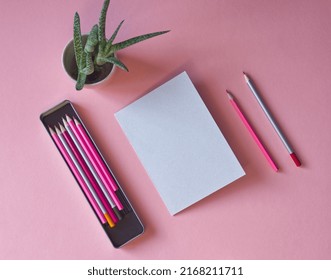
115, 72, 245, 215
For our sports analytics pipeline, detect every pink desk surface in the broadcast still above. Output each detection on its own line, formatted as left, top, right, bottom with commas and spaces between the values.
1, 0, 330, 260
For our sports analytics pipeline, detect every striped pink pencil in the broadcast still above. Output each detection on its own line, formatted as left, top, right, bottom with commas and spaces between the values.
227, 90, 279, 172
49, 127, 106, 224
66, 115, 124, 210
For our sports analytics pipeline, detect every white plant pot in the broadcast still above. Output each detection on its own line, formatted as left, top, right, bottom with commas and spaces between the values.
62, 35, 115, 87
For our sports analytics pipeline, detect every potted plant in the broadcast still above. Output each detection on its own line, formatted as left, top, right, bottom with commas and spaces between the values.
62, 0, 169, 90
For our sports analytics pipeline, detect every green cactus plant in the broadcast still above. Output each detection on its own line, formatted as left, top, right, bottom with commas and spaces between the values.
73, 0, 169, 90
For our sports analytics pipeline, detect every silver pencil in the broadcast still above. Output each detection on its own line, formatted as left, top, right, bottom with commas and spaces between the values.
243, 72, 301, 167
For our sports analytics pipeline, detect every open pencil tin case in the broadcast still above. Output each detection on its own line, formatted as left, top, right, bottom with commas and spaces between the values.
40, 100, 144, 248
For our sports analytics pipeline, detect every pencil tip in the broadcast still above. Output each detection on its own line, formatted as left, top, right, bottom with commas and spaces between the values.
226, 90, 234, 99
58, 122, 66, 132
66, 115, 72, 122
55, 126, 61, 134
243, 72, 249, 82
48, 126, 55, 134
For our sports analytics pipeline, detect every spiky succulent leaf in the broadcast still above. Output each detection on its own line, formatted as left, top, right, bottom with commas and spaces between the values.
73, 12, 83, 70
98, 0, 110, 43
76, 49, 88, 90
82, 52, 94, 75
97, 56, 129, 71
104, 20, 125, 54
76, 72, 87, 90
108, 20, 124, 45
106, 30, 170, 55
84, 25, 99, 53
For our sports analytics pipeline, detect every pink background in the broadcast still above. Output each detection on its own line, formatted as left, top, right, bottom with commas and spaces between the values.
0, 0, 330, 259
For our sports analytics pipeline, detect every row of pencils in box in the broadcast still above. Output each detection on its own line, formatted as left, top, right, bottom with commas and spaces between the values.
49, 115, 127, 228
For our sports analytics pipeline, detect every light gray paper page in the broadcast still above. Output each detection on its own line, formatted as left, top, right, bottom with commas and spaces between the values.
115, 72, 245, 215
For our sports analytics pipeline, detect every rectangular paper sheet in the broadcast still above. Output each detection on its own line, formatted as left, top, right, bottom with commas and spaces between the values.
115, 72, 245, 215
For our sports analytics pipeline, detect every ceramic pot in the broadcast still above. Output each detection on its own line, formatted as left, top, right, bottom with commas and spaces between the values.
62, 35, 115, 87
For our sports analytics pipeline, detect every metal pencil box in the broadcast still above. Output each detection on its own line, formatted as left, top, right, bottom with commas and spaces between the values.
40, 100, 144, 248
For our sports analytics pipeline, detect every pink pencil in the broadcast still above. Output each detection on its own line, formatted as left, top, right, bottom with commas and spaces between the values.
59, 124, 118, 224
75, 119, 119, 191
66, 116, 123, 210
227, 90, 279, 172
54, 126, 115, 228
49, 127, 106, 224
